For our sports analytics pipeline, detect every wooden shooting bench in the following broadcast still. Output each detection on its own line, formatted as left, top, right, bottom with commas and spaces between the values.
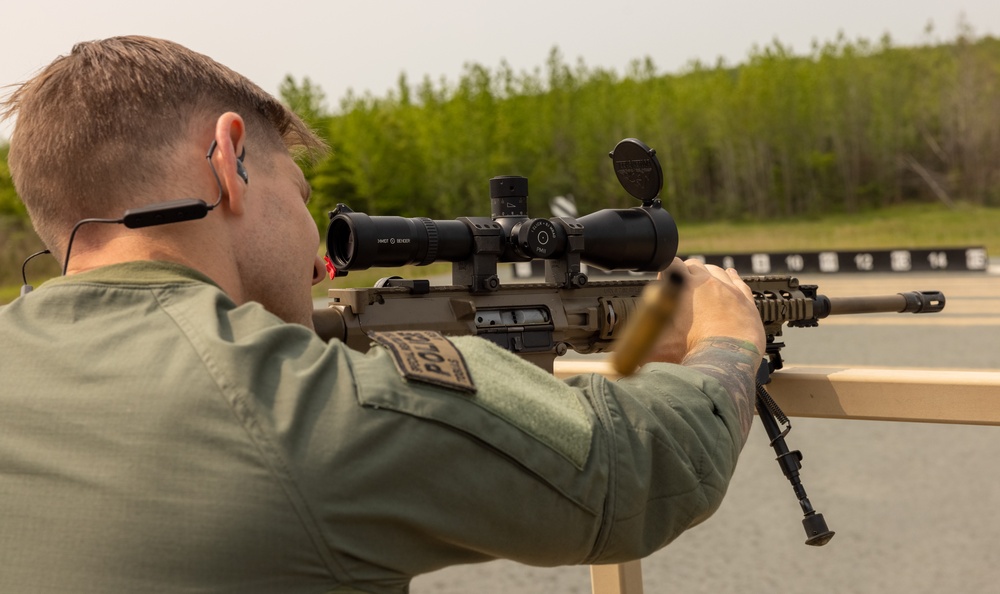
553, 361, 1000, 594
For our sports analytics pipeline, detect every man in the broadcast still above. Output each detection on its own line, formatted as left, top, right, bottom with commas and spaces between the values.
0, 36, 764, 593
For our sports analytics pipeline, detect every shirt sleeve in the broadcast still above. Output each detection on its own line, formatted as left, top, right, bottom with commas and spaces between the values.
275, 334, 745, 582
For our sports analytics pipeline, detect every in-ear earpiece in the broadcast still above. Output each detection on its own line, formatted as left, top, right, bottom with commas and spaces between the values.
236, 146, 249, 183
236, 158, 248, 184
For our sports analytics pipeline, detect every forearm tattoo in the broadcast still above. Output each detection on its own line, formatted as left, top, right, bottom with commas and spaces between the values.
682, 337, 761, 446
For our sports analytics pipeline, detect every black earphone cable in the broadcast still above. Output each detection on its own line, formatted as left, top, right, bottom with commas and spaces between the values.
61, 217, 125, 275
56, 140, 244, 276
21, 249, 52, 286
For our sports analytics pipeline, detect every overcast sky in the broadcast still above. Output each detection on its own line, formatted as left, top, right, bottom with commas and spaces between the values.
2, 1, 998, 139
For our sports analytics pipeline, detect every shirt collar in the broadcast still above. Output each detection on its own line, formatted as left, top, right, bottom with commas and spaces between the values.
40, 260, 221, 290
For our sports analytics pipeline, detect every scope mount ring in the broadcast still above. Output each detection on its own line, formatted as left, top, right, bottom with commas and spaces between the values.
609, 138, 664, 206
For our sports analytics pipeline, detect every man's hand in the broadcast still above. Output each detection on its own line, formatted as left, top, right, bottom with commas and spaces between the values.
648, 258, 766, 364
643, 258, 764, 445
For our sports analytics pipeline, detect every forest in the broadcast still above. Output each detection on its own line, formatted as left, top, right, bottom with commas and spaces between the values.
286, 29, 1000, 226
1, 28, 998, 285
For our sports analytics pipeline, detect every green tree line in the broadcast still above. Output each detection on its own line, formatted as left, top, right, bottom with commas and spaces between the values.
291, 30, 999, 225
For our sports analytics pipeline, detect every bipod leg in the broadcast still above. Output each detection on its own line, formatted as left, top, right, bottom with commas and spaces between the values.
755, 380, 835, 546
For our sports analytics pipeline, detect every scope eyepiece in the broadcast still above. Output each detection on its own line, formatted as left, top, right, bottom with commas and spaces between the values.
326, 205, 473, 271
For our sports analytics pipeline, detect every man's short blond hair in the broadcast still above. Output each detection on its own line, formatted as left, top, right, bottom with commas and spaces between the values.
1, 36, 326, 254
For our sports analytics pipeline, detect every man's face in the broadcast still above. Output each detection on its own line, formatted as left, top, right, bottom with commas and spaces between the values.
235, 148, 322, 327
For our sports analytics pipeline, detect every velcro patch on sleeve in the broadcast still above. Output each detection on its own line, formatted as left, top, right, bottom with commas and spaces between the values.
368, 331, 477, 394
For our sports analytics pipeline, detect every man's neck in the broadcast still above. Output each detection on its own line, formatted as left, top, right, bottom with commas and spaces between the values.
64, 233, 245, 305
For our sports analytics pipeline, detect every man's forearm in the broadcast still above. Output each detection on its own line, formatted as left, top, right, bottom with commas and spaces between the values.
681, 337, 761, 446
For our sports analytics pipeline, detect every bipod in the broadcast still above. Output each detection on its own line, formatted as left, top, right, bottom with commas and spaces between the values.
757, 351, 835, 546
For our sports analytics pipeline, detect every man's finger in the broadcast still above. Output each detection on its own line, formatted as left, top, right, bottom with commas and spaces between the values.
683, 259, 712, 276
726, 268, 755, 300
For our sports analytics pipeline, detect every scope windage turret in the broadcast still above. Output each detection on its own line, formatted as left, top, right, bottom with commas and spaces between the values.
326, 176, 679, 274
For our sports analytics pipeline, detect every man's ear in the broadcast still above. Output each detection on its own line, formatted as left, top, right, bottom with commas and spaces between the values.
212, 112, 248, 215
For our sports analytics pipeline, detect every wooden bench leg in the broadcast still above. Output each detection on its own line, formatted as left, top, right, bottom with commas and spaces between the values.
590, 560, 644, 594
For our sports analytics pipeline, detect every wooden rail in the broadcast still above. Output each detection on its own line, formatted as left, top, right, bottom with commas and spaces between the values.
552, 361, 1000, 594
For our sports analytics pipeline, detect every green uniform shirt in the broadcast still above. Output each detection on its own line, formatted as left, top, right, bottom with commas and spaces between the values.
0, 261, 748, 594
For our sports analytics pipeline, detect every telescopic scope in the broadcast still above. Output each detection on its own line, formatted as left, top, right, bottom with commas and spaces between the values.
326, 178, 678, 274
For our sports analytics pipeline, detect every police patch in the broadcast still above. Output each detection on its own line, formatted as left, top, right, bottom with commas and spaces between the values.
368, 331, 477, 394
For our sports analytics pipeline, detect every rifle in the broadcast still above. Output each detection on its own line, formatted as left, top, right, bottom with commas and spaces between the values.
311, 273, 945, 374
312, 139, 946, 546
315, 139, 679, 371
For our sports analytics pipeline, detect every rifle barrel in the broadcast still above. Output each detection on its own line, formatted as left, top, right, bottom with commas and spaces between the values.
825, 291, 945, 317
